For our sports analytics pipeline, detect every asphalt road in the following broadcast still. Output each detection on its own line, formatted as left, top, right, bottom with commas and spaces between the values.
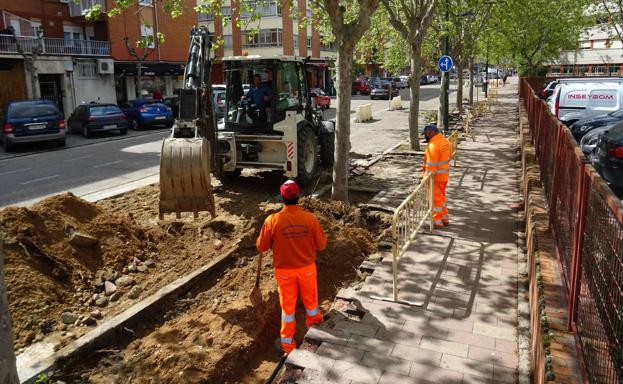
0, 82, 469, 207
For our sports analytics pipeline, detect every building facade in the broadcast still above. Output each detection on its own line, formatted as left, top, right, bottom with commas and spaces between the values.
0, 0, 196, 117
549, 24, 623, 77
198, 0, 336, 91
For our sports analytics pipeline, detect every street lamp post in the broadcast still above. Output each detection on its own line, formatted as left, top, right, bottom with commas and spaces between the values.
442, 3, 450, 134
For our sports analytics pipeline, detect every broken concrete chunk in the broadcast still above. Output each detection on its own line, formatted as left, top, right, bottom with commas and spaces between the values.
214, 239, 224, 250
95, 295, 108, 307
68, 230, 99, 247
60, 312, 79, 324
128, 286, 142, 300
127, 263, 137, 273
109, 291, 122, 302
115, 275, 135, 287
104, 281, 117, 296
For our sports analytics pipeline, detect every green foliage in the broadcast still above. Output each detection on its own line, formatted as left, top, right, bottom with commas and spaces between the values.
34, 373, 49, 384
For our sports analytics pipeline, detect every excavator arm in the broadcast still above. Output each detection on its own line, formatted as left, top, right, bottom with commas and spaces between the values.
159, 26, 218, 219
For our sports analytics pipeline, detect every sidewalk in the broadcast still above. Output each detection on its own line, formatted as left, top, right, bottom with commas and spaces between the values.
285, 82, 524, 383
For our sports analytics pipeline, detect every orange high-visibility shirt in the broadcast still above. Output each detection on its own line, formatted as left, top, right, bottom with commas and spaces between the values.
423, 133, 452, 182
256, 205, 327, 269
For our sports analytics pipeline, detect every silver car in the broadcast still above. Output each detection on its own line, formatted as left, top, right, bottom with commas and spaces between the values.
213, 90, 226, 118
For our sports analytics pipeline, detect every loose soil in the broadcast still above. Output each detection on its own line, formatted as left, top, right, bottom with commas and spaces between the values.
2, 169, 391, 383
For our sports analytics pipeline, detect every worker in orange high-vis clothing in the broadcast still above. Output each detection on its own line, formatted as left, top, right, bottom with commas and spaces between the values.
256, 180, 327, 354
423, 124, 452, 229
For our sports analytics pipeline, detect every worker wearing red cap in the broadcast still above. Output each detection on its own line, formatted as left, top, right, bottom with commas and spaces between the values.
423, 124, 452, 229
256, 180, 327, 354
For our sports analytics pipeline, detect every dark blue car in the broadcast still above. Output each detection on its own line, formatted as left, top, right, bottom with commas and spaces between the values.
121, 99, 173, 130
1, 99, 65, 151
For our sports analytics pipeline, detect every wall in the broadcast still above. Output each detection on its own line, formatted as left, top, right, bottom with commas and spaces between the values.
107, 0, 195, 62
72, 73, 116, 107
0, 59, 27, 112
0, 0, 68, 38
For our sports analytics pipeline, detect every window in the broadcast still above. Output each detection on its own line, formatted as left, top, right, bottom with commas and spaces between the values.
241, 1, 279, 18
68, 0, 106, 17
320, 38, 336, 51
198, 13, 213, 22
138, 0, 153, 6
307, 36, 311, 48
223, 35, 233, 48
306, 9, 312, 18
77, 62, 97, 78
222, 6, 232, 16
608, 64, 620, 75
294, 34, 298, 49
276, 61, 301, 112
242, 29, 282, 48
141, 24, 154, 48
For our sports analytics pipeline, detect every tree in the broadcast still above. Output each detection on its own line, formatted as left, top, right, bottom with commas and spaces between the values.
15, 27, 44, 99
490, 0, 589, 75
591, 1, 623, 44
123, 31, 164, 98
379, 0, 437, 151
0, 238, 19, 384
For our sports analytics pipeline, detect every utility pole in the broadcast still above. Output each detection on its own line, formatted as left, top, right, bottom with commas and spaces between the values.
484, 41, 489, 98
442, 0, 450, 133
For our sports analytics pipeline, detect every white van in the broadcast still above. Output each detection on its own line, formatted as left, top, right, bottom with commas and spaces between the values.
548, 82, 623, 125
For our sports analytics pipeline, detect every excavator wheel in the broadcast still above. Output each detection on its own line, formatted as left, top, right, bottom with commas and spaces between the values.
159, 137, 216, 219
296, 126, 317, 185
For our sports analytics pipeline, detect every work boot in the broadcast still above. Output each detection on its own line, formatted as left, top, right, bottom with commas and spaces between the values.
274, 338, 285, 355
434, 224, 444, 230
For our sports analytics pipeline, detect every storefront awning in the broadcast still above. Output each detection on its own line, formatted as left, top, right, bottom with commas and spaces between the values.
114, 62, 186, 76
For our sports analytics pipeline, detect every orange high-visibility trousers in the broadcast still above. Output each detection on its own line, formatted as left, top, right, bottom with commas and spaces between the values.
433, 181, 449, 226
274, 263, 323, 353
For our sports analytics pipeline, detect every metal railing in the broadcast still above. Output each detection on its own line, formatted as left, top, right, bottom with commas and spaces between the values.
0, 34, 110, 56
521, 77, 623, 384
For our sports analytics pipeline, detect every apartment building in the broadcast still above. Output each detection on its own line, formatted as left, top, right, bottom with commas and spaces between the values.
198, 0, 335, 91
549, 24, 623, 77
0, 0, 196, 117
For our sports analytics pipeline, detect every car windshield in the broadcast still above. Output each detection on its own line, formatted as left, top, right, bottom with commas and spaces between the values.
89, 105, 121, 116
605, 125, 623, 141
312, 88, 326, 96
10, 104, 57, 118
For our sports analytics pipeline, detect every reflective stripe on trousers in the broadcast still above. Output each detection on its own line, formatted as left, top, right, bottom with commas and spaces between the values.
275, 263, 323, 353
433, 181, 449, 224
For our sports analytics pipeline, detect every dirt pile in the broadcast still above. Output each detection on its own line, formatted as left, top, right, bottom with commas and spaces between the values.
1, 189, 247, 351
55, 198, 389, 384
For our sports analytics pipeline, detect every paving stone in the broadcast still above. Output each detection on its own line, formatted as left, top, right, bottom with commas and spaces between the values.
347, 333, 396, 355
378, 372, 419, 384
439, 354, 493, 379
286, 349, 336, 373
494, 338, 518, 354
493, 365, 518, 384
296, 368, 351, 384
444, 329, 495, 350
305, 325, 351, 346
467, 346, 518, 369
408, 362, 464, 383
361, 351, 412, 376
390, 343, 442, 367
317, 342, 365, 363
331, 359, 383, 383
375, 327, 424, 347
420, 336, 468, 357
334, 320, 379, 338
472, 322, 515, 341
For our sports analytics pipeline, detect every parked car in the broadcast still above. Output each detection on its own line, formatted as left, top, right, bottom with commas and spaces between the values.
393, 77, 408, 89
592, 121, 623, 188
67, 103, 128, 138
213, 89, 226, 118
162, 95, 179, 118
121, 99, 174, 130
370, 82, 399, 100
1, 99, 65, 151
213, 84, 226, 92
540, 80, 559, 99
580, 126, 611, 155
352, 80, 371, 95
399, 75, 410, 87
310, 88, 331, 109
420, 75, 430, 85
427, 75, 440, 83
548, 81, 623, 126
569, 109, 623, 142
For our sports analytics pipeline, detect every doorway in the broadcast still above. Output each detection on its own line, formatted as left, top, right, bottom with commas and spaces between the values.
38, 74, 64, 113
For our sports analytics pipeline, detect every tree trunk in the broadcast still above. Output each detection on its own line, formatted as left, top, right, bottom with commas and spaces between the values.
332, 44, 354, 202
0, 238, 19, 384
468, 57, 474, 105
25, 57, 40, 99
136, 61, 143, 97
408, 42, 422, 151
456, 63, 464, 112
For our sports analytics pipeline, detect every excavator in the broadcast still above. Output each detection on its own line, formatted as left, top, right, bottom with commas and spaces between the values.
159, 26, 335, 219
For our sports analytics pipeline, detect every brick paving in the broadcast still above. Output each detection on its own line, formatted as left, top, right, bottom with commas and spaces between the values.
286, 82, 522, 383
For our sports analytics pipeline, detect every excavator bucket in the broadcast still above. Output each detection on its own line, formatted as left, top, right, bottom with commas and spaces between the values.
159, 137, 216, 219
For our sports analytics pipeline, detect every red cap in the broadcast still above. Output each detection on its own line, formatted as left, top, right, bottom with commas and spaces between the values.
280, 180, 300, 199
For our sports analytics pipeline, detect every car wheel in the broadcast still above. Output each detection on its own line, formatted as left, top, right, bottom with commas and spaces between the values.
83, 125, 91, 138
58, 138, 66, 147
131, 119, 140, 130
120, 128, 128, 135
296, 125, 317, 185
319, 131, 335, 167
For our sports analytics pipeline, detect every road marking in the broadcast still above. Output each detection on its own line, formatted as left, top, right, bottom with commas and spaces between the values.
63, 155, 92, 162
93, 160, 123, 168
0, 167, 31, 176
20, 174, 60, 185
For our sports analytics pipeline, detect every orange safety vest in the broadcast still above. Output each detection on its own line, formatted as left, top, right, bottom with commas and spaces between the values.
256, 205, 327, 269
423, 133, 452, 182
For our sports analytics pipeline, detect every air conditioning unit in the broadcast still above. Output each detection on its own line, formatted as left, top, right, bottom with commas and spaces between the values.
97, 59, 114, 74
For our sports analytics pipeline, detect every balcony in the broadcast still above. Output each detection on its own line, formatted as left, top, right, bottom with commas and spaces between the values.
0, 35, 110, 56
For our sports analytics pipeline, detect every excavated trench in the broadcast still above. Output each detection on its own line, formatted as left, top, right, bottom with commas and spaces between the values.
2, 170, 389, 383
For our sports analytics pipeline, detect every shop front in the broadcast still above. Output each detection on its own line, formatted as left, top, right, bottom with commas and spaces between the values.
114, 61, 186, 103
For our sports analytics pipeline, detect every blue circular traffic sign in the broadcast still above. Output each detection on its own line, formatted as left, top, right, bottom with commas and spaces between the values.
438, 55, 454, 73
